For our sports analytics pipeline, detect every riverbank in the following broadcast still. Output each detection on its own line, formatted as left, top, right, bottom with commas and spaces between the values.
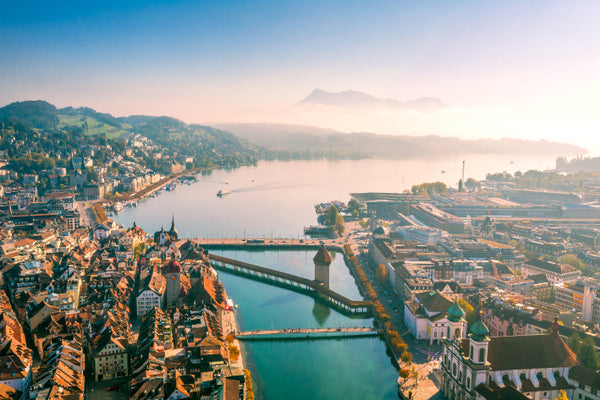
221, 305, 254, 399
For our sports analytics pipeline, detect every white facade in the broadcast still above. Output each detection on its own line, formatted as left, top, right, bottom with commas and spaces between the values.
136, 289, 162, 317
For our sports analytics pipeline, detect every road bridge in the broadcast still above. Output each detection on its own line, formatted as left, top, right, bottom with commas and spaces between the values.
208, 253, 372, 316
236, 326, 379, 341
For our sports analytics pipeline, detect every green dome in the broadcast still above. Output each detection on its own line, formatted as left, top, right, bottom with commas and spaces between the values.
470, 319, 490, 341
447, 301, 465, 322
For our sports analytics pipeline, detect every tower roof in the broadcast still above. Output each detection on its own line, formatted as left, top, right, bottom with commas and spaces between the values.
313, 245, 332, 264
447, 301, 465, 322
470, 318, 490, 341
169, 215, 178, 235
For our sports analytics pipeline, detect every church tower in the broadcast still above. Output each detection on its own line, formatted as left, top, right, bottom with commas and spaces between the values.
313, 244, 332, 288
168, 214, 178, 241
165, 256, 181, 308
469, 318, 490, 365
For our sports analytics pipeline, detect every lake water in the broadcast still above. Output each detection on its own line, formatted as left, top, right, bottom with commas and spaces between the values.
113, 155, 560, 399
114, 154, 558, 238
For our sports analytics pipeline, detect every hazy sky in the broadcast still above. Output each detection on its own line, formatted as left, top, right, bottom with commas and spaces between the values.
2, 1, 600, 152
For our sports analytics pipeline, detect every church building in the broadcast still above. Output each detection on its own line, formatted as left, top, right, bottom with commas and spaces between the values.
441, 317, 578, 400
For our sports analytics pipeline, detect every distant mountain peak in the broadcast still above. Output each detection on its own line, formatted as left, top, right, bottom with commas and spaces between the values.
298, 89, 444, 111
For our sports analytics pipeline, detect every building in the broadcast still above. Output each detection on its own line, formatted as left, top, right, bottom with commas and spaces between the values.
410, 202, 465, 234
404, 290, 467, 345
441, 318, 577, 400
137, 271, 166, 318
397, 225, 442, 244
313, 245, 332, 288
521, 259, 580, 286
165, 258, 181, 308
569, 366, 600, 400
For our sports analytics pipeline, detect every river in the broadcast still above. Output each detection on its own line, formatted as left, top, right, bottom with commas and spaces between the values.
113, 154, 560, 399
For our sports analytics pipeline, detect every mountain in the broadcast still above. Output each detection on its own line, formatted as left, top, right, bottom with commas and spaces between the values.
297, 89, 445, 111
0, 100, 59, 130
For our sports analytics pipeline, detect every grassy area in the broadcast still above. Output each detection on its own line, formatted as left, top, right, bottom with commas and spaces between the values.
58, 114, 128, 139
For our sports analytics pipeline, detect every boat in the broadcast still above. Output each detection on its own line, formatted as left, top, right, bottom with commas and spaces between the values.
217, 189, 230, 197
165, 183, 176, 191
113, 202, 124, 213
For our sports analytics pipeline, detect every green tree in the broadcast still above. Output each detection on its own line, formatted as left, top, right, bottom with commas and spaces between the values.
567, 333, 581, 354
465, 178, 480, 191
559, 254, 585, 271
578, 337, 599, 369
348, 198, 359, 212
326, 205, 339, 226
335, 214, 345, 236
458, 179, 464, 192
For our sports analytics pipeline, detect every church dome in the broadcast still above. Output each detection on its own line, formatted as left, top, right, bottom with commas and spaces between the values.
470, 319, 490, 341
447, 301, 464, 322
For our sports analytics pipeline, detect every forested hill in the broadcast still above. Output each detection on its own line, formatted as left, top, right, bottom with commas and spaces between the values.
0, 100, 266, 171
217, 123, 587, 159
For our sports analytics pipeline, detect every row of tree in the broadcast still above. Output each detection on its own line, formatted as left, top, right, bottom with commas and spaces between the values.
344, 245, 411, 360
568, 333, 600, 369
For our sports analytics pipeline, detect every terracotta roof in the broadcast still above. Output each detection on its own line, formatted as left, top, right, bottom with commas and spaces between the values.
474, 383, 530, 400
313, 245, 332, 264
569, 365, 600, 390
415, 290, 453, 313
462, 333, 577, 371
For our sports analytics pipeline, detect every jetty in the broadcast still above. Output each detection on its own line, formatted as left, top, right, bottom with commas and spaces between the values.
236, 326, 379, 341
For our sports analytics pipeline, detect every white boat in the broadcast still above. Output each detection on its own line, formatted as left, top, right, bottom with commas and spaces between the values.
217, 189, 230, 197
113, 202, 124, 212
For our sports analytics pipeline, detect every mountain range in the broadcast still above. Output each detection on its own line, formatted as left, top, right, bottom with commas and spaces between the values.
0, 99, 588, 162
297, 89, 445, 111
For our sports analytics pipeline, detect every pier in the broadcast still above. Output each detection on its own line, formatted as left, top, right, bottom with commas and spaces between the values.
236, 327, 379, 341
208, 253, 373, 316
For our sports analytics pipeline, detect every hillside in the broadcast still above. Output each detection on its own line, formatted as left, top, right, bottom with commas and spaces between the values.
0, 100, 264, 173
216, 123, 587, 159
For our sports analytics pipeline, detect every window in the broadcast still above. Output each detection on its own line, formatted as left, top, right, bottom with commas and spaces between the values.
453, 363, 457, 377
467, 377, 471, 389
479, 348, 485, 362
470, 346, 474, 359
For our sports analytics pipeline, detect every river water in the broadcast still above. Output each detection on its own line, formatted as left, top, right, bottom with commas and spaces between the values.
113, 154, 560, 399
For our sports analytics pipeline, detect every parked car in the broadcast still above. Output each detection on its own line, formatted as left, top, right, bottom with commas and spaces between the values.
107, 386, 119, 392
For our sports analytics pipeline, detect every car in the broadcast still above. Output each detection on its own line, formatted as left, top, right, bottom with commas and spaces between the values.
107, 385, 119, 391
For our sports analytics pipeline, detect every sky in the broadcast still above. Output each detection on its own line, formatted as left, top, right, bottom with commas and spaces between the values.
1, 0, 600, 152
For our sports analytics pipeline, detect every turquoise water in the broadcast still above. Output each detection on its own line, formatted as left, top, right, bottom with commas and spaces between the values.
213, 250, 398, 400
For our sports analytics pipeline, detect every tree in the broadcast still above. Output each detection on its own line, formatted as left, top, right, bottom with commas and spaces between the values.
399, 368, 411, 385
335, 214, 345, 236
457, 298, 478, 327
458, 179, 464, 192
554, 390, 568, 400
326, 205, 339, 226
559, 254, 585, 271
465, 178, 480, 191
567, 333, 581, 354
578, 337, 600, 369
375, 264, 388, 282
348, 198, 359, 212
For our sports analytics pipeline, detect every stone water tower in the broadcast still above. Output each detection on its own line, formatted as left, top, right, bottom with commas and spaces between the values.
313, 244, 332, 288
